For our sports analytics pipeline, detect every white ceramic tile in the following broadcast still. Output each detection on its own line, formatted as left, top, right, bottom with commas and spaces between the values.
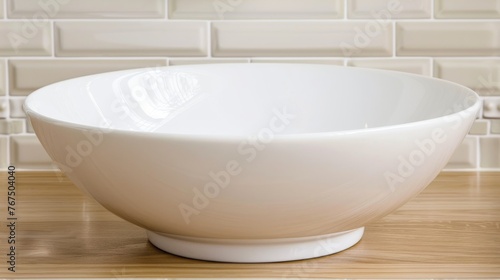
348, 59, 431, 75
212, 21, 393, 57
480, 137, 500, 168
7, 0, 165, 19
435, 0, 500, 19
0, 120, 9, 134
483, 98, 500, 119
169, 0, 343, 19
169, 58, 248, 66
434, 59, 500, 96
0, 119, 24, 134
348, 0, 431, 19
10, 134, 54, 169
9, 59, 167, 96
397, 22, 500, 56
469, 119, 489, 135
0, 60, 5, 96
55, 21, 208, 57
0, 136, 7, 168
251, 58, 344, 65
445, 137, 478, 169
491, 120, 500, 134
9, 97, 25, 118
0, 98, 7, 118
10, 119, 24, 134
0, 21, 51, 56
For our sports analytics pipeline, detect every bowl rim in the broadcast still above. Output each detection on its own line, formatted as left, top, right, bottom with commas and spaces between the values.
24, 63, 481, 142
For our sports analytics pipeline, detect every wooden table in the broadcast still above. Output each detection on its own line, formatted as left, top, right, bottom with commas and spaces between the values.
0, 171, 499, 278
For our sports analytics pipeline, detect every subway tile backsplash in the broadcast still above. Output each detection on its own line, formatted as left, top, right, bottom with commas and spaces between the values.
396, 22, 500, 56
9, 134, 53, 169
7, 0, 166, 19
348, 0, 432, 19
434, 59, 500, 96
169, 0, 344, 19
0, 60, 5, 95
434, 0, 500, 19
212, 21, 392, 57
0, 0, 499, 170
55, 21, 208, 57
480, 137, 500, 168
0, 21, 52, 56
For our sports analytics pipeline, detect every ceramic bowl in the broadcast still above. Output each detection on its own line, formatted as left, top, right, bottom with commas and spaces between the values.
24, 64, 480, 263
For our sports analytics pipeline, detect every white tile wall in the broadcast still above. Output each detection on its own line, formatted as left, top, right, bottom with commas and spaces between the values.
491, 120, 500, 134
0, 60, 5, 95
9, 135, 53, 169
8, 97, 25, 118
0, 0, 499, 170
0, 136, 7, 168
212, 21, 393, 57
397, 22, 500, 56
0, 97, 7, 118
169, 0, 344, 19
434, 59, 500, 96
435, 0, 500, 19
0, 0, 4, 19
55, 21, 208, 57
7, 0, 165, 19
483, 98, 500, 119
0, 21, 52, 56
0, 119, 23, 134
470, 120, 489, 135
480, 137, 500, 168
348, 0, 432, 19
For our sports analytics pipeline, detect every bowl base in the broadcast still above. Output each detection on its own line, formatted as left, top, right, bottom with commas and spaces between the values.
147, 227, 364, 263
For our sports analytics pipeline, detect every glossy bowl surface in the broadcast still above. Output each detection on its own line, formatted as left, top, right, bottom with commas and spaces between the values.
25, 64, 480, 262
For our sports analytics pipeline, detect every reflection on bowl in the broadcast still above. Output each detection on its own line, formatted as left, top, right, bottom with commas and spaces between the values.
24, 64, 480, 263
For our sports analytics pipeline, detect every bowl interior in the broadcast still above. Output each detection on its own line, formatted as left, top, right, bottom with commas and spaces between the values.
25, 64, 478, 136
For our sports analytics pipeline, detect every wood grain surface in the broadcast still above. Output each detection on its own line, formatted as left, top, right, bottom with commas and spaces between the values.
0, 171, 499, 278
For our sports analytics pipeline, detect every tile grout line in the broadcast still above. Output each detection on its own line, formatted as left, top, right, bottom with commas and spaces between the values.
392, 21, 396, 58
164, 0, 169, 20
343, 0, 348, 20
51, 21, 56, 58
431, 0, 435, 20
207, 21, 212, 58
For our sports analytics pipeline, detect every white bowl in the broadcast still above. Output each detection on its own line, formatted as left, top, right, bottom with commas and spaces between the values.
25, 64, 480, 263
